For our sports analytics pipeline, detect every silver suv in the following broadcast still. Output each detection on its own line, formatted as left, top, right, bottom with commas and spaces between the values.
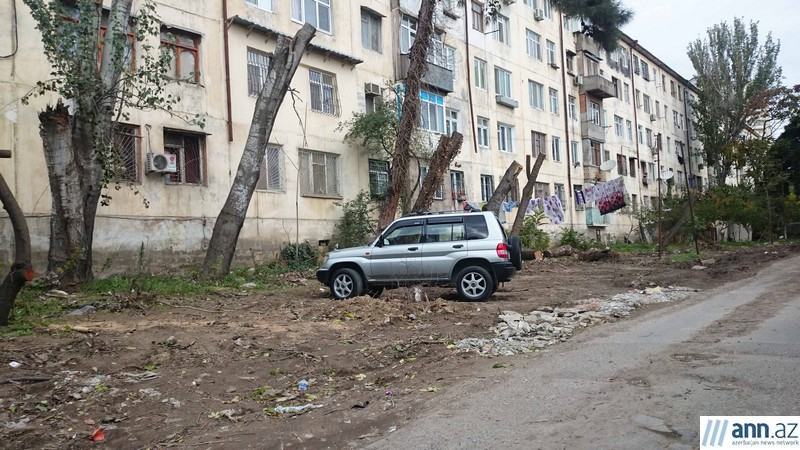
316, 211, 521, 302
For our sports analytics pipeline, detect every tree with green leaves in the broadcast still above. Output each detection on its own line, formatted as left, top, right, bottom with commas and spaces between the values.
23, 0, 188, 285
687, 18, 782, 186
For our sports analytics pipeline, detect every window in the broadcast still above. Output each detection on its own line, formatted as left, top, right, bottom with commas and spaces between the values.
529, 80, 544, 109
626, 120, 633, 141
368, 159, 389, 198
616, 154, 627, 176
532, 131, 546, 158
99, 11, 136, 71
586, 141, 602, 166
444, 45, 457, 79
495, 67, 513, 99
554, 183, 565, 205
679, 114, 684, 129
497, 123, 514, 153
629, 157, 637, 178
299, 149, 340, 197
643, 94, 651, 113
586, 57, 599, 76
546, 40, 556, 65
640, 60, 650, 80
400, 15, 417, 54
477, 116, 490, 148
614, 115, 623, 137
566, 53, 575, 73
648, 163, 656, 182
526, 30, 541, 60
246, 0, 273, 11
523, 0, 536, 7
471, 0, 484, 32
111, 124, 140, 183
549, 88, 559, 115
623, 82, 630, 103
568, 95, 577, 120
493, 14, 510, 44
612, 77, 620, 98
309, 69, 338, 115
655, 101, 660, 119
534, 182, 549, 201
635, 89, 641, 108
445, 109, 458, 136
551, 136, 561, 162
631, 194, 638, 211
257, 145, 284, 192
420, 90, 445, 133
589, 101, 601, 125
247, 48, 270, 96
361, 9, 382, 52
164, 130, 204, 185
673, 110, 680, 127
574, 184, 584, 210
543, 0, 552, 18
291, 0, 332, 34
474, 58, 487, 90
646, 128, 653, 147
420, 166, 444, 200
506, 178, 520, 203
426, 220, 465, 243
670, 80, 676, 97
480, 174, 494, 202
637, 124, 644, 144
571, 140, 580, 165
384, 223, 423, 246
160, 27, 200, 83
450, 170, 465, 201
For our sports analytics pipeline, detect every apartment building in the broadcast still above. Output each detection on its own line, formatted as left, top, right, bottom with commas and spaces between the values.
0, 0, 706, 270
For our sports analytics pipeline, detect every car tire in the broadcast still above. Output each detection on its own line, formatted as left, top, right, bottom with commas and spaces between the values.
367, 287, 384, 298
508, 236, 523, 271
330, 268, 363, 300
455, 266, 494, 302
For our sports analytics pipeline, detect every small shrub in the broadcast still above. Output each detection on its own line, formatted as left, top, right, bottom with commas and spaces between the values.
330, 191, 376, 249
279, 241, 319, 270
519, 211, 550, 251
558, 228, 593, 251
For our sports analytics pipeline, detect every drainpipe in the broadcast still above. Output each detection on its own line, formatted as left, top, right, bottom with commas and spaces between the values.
558, 14, 573, 228
628, 41, 652, 252
222, 0, 234, 142
463, 0, 478, 153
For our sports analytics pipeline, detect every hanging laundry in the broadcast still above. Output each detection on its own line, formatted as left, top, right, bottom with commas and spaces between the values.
574, 188, 586, 206
598, 177, 627, 215
583, 185, 595, 204
501, 201, 518, 212
525, 198, 541, 216
543, 195, 565, 224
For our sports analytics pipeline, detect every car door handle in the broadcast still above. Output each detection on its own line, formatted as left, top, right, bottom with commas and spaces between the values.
452, 244, 463, 249
407, 247, 418, 251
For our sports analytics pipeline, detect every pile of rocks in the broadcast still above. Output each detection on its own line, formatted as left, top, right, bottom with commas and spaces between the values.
456, 286, 697, 356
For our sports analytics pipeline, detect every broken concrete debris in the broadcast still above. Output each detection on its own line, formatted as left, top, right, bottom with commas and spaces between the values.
456, 286, 697, 356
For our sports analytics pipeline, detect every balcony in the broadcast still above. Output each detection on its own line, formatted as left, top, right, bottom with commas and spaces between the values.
399, 54, 453, 93
495, 95, 519, 109
583, 165, 602, 182
580, 114, 606, 143
579, 75, 616, 99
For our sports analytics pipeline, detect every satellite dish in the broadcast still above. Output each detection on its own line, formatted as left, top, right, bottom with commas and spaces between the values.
599, 160, 617, 171
660, 170, 674, 180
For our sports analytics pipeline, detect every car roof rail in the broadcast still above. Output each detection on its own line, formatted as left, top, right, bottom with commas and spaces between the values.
402, 208, 482, 217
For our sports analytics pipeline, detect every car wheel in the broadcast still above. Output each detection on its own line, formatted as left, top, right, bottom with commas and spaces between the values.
455, 266, 494, 302
367, 287, 384, 298
508, 236, 523, 271
330, 268, 363, 300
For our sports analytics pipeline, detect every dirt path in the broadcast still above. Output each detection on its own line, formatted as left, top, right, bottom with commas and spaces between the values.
0, 245, 796, 449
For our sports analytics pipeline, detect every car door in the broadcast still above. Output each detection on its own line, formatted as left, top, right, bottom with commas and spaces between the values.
369, 220, 424, 284
419, 217, 467, 281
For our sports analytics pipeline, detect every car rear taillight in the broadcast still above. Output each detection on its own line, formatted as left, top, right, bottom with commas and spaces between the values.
496, 243, 509, 259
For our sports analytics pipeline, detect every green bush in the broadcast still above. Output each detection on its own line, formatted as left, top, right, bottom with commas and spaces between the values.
519, 211, 550, 251
279, 241, 319, 270
558, 228, 593, 251
330, 191, 376, 249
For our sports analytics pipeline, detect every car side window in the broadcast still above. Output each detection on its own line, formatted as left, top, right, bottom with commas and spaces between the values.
464, 215, 489, 240
424, 222, 465, 243
383, 224, 423, 246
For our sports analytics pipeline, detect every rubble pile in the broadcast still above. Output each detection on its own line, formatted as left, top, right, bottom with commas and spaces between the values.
456, 286, 697, 356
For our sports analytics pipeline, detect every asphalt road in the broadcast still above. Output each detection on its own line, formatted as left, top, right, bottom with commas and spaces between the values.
368, 254, 800, 450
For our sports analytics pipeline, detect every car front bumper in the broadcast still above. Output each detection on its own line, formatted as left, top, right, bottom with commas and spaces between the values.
316, 269, 330, 285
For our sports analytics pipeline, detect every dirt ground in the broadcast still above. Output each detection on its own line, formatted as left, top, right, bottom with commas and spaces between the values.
1, 244, 797, 449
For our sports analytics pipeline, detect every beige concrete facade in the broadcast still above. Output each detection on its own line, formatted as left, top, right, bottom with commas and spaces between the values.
0, 0, 706, 271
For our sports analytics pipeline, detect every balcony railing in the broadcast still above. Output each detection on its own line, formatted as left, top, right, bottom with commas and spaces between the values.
580, 75, 616, 99
399, 54, 454, 93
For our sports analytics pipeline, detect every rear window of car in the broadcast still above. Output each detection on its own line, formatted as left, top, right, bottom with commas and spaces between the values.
464, 215, 489, 240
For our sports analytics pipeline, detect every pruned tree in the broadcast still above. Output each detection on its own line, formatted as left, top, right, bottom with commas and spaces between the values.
510, 153, 546, 237
23, 0, 187, 285
412, 132, 464, 212
484, 161, 523, 214
203, 24, 316, 277
0, 158, 34, 326
377, 0, 437, 231
688, 18, 782, 185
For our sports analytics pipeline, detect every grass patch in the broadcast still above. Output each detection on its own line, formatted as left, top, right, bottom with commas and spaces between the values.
611, 242, 655, 253
669, 252, 701, 263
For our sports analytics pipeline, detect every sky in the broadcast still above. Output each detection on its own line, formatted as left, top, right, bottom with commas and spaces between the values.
621, 0, 798, 86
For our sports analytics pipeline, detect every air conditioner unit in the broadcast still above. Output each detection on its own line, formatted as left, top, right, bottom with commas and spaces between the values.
146, 153, 177, 173
534, 9, 544, 21
650, 113, 657, 122
364, 83, 381, 96
573, 75, 583, 86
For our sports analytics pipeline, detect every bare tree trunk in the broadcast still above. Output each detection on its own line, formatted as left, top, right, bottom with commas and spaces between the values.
661, 194, 699, 252
484, 161, 523, 214
0, 170, 33, 326
39, 103, 102, 285
203, 24, 316, 277
510, 153, 546, 236
377, 0, 437, 231
411, 132, 463, 212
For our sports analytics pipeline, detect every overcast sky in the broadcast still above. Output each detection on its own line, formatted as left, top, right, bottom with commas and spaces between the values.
621, 0, 798, 86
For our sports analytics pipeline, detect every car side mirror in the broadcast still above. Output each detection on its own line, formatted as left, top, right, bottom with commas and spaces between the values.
374, 237, 384, 248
